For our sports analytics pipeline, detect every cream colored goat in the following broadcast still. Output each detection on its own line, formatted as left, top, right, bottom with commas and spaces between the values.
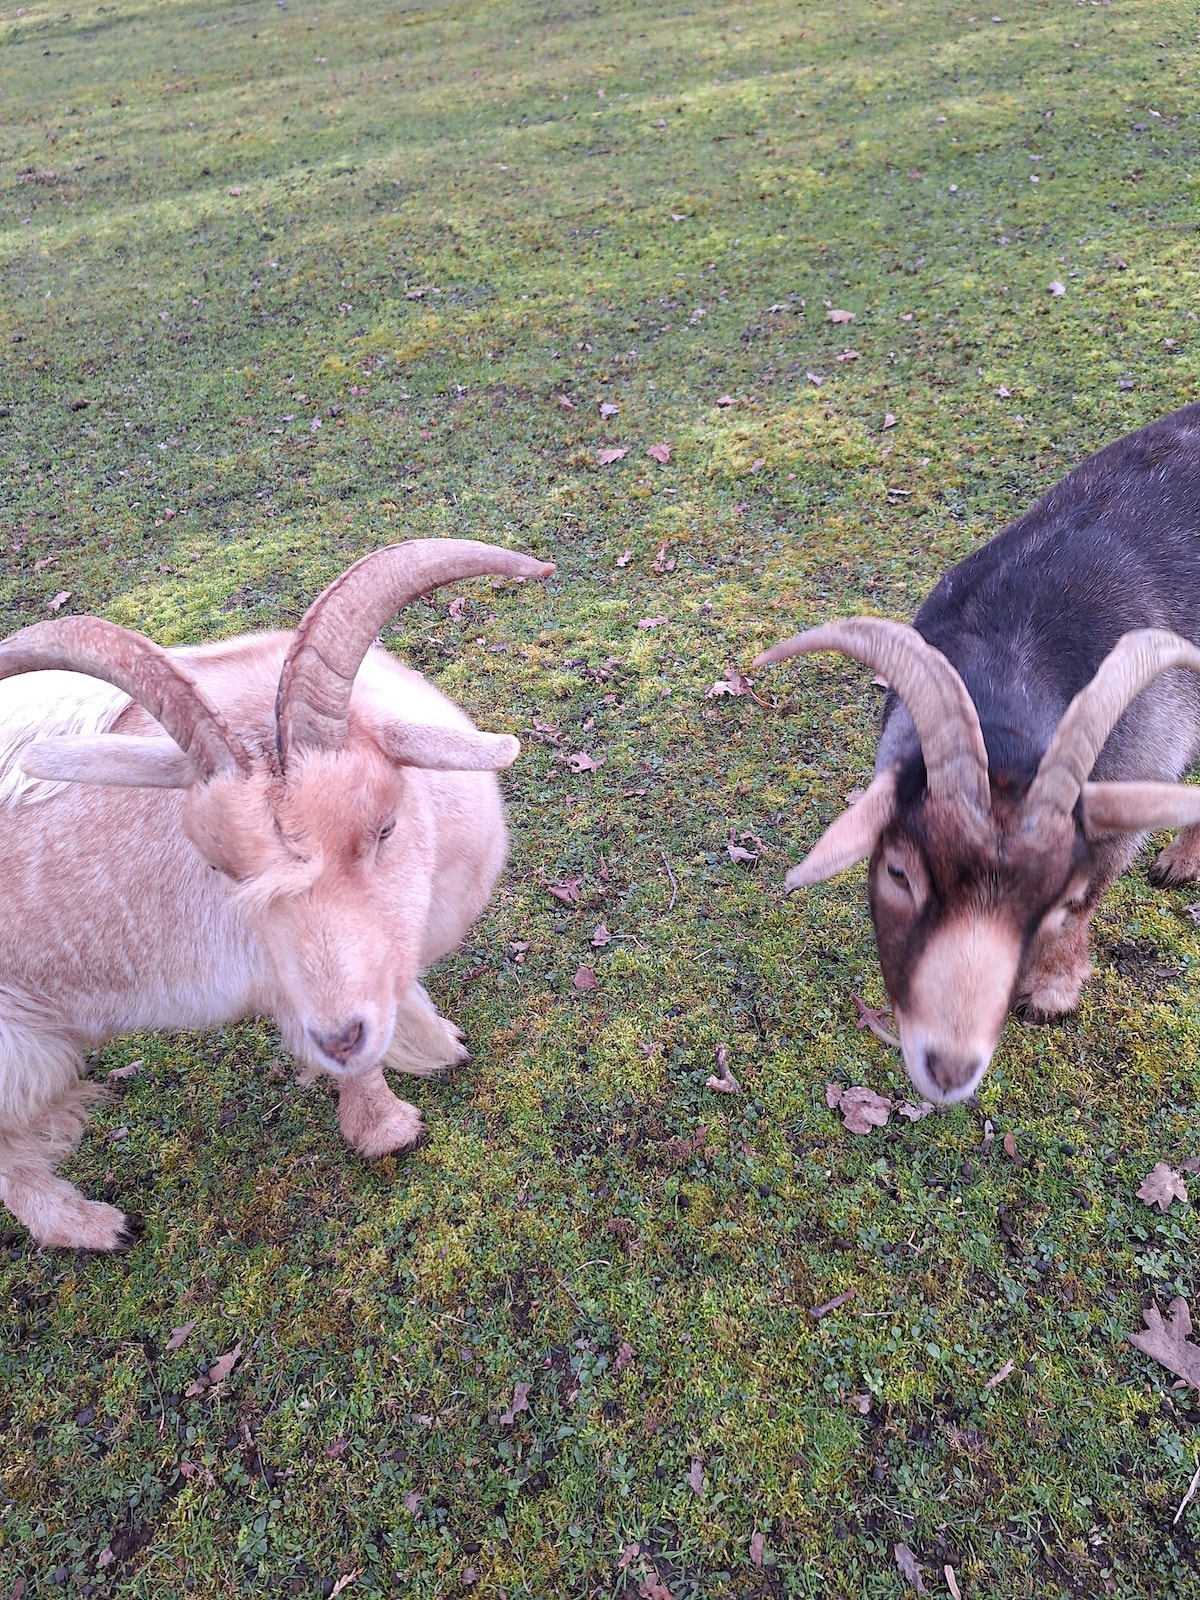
0, 539, 551, 1250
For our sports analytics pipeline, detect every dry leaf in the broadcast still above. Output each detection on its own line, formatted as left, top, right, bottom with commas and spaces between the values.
805, 371, 823, 387
447, 596, 466, 620
836, 348, 861, 361
573, 966, 598, 991
995, 384, 1011, 398
639, 1573, 672, 1600
591, 922, 612, 947
646, 442, 671, 464
165, 1320, 196, 1353
557, 394, 576, 410
1003, 1130, 1018, 1160
325, 1437, 349, 1459
706, 1043, 741, 1094
403, 1490, 422, 1514
809, 1288, 856, 1320
1049, 280, 1066, 296
500, 1381, 532, 1425
852, 994, 900, 1048
328, 1575, 361, 1599
686, 1459, 704, 1494
946, 1567, 963, 1600
1137, 1162, 1189, 1212
1180, 1156, 1200, 1174
828, 308, 856, 324
650, 542, 675, 573
727, 830, 758, 866
618, 1543, 640, 1569
596, 446, 629, 465
895, 1543, 928, 1595
599, 402, 619, 419
33, 556, 56, 572
637, 616, 668, 629
185, 1341, 242, 1397
1128, 1298, 1200, 1387
105, 1059, 142, 1082
612, 1341, 636, 1375
896, 1100, 936, 1121
716, 394, 735, 406
615, 549, 634, 567
567, 751, 603, 773
825, 1082, 846, 1110
547, 877, 582, 904
984, 1358, 1014, 1391
706, 668, 750, 699
48, 591, 72, 611
836, 1086, 891, 1135
882, 412, 897, 429
749, 1531, 765, 1568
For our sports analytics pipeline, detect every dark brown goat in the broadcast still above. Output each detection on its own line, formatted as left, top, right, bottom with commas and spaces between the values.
757, 404, 1200, 1103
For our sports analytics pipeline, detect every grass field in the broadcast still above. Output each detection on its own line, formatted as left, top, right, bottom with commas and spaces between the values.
1, 0, 1199, 1594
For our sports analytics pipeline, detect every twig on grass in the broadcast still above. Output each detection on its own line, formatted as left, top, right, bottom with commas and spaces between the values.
660, 849, 678, 911
1174, 1459, 1200, 1526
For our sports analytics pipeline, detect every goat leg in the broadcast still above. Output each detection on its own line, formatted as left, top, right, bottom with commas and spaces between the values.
337, 1066, 424, 1160
1149, 823, 1200, 886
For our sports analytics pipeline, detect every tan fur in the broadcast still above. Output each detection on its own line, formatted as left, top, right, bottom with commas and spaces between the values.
0, 635, 510, 1250
897, 915, 1022, 1102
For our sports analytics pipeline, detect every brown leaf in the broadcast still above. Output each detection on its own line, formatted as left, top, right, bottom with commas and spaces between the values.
1137, 1162, 1189, 1212
837, 1086, 891, 1135
805, 371, 823, 387
825, 1082, 845, 1110
618, 1542, 640, 1569
984, 1358, 1014, 1391
646, 442, 671, 464
500, 1380, 532, 1425
105, 1059, 142, 1082
599, 401, 619, 419
686, 1459, 704, 1494
33, 556, 56, 571
995, 384, 1011, 399
591, 922, 612, 947
852, 994, 900, 1048
650, 542, 675, 573
705, 668, 751, 699
896, 1100, 936, 1122
596, 446, 629, 465
726, 830, 758, 866
706, 1043, 741, 1095
1003, 1130, 1018, 1160
567, 751, 603, 773
836, 348, 861, 362
612, 1341, 636, 1375
637, 616, 668, 629
573, 966, 598, 991
1180, 1156, 1200, 1174
165, 1320, 196, 1354
328, 1575, 361, 1600
48, 591, 72, 611
447, 596, 466, 620
716, 394, 735, 406
894, 1542, 928, 1594
403, 1490, 422, 1514
639, 1574, 673, 1600
557, 394, 576, 410
827, 308, 856, 324
615, 549, 635, 567
809, 1288, 856, 1320
325, 1437, 349, 1459
185, 1341, 242, 1397
749, 1530, 765, 1568
547, 877, 582, 904
1129, 1298, 1200, 1387
945, 1567, 963, 1600
843, 1391, 872, 1414
882, 412, 897, 429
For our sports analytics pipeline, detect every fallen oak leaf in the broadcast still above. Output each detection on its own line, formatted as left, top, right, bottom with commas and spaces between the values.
726, 830, 758, 866
447, 596, 466, 620
599, 401, 619, 419
499, 1381, 532, 1425
705, 668, 750, 698
590, 922, 612, 947
809, 1288, 856, 1320
882, 412, 897, 429
852, 994, 901, 1048
650, 542, 675, 573
33, 555, 57, 571
984, 1358, 1014, 1391
165, 1320, 196, 1353
567, 751, 603, 773
48, 591, 72, 611
896, 1100, 936, 1121
894, 1543, 928, 1595
557, 393, 576, 410
184, 1341, 243, 1397
836, 1086, 891, 1135
1137, 1162, 1189, 1212
573, 966, 598, 991
1180, 1156, 1200, 1174
749, 1531, 765, 1569
1128, 1298, 1200, 1387
715, 394, 735, 406
827, 308, 857, 324
105, 1059, 142, 1082
686, 1459, 704, 1495
637, 616, 668, 629
618, 1543, 640, 1569
646, 442, 671, 464
546, 877, 581, 904
639, 1573, 672, 1600
706, 1043, 741, 1094
596, 446, 629, 465
615, 549, 634, 567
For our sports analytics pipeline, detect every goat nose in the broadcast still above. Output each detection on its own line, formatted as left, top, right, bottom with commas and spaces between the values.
923, 1048, 980, 1099
309, 1019, 365, 1066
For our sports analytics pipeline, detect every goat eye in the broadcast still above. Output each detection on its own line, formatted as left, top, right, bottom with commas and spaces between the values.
886, 861, 908, 886
378, 819, 396, 842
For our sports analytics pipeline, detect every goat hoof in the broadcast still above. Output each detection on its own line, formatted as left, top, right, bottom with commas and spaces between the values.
116, 1212, 146, 1249
351, 1104, 425, 1161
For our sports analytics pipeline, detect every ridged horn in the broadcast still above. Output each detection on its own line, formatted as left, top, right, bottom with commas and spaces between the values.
0, 616, 252, 780
275, 539, 554, 767
754, 618, 991, 812
1027, 629, 1200, 816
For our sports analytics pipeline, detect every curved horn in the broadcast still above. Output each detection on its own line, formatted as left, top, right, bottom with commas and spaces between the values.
0, 616, 252, 781
276, 539, 555, 766
754, 618, 990, 812
1027, 629, 1200, 815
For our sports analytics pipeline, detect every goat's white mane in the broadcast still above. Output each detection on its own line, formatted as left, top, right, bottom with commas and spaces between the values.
0, 671, 131, 807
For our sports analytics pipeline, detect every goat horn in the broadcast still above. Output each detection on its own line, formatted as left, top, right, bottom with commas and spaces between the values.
754, 618, 991, 811
275, 539, 555, 766
1027, 628, 1200, 815
0, 616, 252, 780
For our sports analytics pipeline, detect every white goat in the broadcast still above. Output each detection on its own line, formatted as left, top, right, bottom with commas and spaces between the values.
0, 539, 552, 1250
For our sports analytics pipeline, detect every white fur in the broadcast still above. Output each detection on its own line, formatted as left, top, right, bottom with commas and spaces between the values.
0, 672, 129, 806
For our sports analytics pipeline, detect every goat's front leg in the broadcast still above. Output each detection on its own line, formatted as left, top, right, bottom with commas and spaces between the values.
1150, 823, 1200, 886
336, 1066, 424, 1160
1016, 909, 1094, 1023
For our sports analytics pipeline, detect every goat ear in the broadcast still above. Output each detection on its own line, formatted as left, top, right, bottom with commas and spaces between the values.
20, 735, 196, 789
1081, 780, 1200, 837
783, 767, 898, 889
376, 722, 520, 772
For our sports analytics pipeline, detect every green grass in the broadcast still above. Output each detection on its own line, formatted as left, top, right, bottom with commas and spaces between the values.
2, 0, 1199, 1595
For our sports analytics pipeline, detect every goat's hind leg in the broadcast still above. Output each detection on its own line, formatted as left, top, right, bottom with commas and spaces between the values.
0, 1021, 132, 1251
337, 984, 467, 1161
1149, 823, 1200, 886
